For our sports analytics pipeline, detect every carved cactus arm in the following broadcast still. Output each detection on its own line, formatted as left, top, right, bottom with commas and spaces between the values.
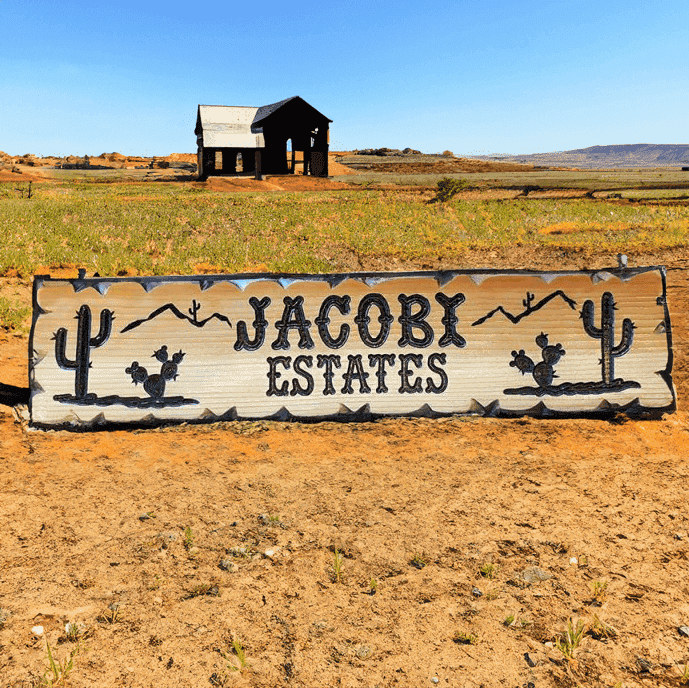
581, 300, 603, 339
54, 328, 77, 369
90, 309, 113, 348
611, 318, 635, 357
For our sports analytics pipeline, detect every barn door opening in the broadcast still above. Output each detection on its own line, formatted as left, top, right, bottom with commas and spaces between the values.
287, 138, 295, 174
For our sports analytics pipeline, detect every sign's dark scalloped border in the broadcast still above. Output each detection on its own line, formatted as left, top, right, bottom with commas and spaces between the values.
28, 266, 676, 431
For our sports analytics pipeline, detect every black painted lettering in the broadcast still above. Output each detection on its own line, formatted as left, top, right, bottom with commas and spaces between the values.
354, 294, 393, 348
315, 295, 351, 349
291, 355, 314, 396
398, 353, 423, 393
368, 353, 396, 393
234, 296, 271, 351
398, 294, 433, 348
271, 295, 314, 350
435, 293, 466, 348
317, 354, 342, 396
425, 352, 448, 393
266, 356, 291, 396
341, 354, 371, 394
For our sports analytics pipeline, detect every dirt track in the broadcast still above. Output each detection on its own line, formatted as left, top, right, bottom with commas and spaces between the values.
0, 245, 688, 687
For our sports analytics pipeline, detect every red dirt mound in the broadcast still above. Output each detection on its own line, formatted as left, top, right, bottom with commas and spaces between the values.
0, 170, 47, 183
197, 176, 354, 193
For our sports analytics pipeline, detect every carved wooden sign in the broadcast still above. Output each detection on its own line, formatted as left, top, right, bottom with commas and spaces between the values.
29, 267, 675, 427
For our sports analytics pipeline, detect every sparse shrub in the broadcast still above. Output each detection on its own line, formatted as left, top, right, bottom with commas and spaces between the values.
433, 176, 469, 203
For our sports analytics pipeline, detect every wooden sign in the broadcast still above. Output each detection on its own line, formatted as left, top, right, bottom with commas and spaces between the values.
29, 267, 675, 427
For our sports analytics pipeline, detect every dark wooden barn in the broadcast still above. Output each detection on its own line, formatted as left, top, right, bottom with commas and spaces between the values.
195, 96, 331, 181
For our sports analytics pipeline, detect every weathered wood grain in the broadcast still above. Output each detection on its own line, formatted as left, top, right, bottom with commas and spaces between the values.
29, 268, 674, 427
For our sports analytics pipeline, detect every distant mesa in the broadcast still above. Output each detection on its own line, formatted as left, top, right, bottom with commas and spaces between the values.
469, 143, 689, 169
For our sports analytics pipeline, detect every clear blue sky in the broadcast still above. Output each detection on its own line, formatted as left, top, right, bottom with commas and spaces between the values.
1, 0, 687, 157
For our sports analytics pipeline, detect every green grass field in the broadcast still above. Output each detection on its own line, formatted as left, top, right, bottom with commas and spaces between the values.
2, 178, 689, 282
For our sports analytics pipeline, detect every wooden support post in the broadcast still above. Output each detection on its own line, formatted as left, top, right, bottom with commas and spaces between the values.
303, 145, 310, 176
255, 150, 263, 181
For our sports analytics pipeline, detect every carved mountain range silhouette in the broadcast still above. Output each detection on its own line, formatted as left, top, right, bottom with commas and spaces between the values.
120, 303, 232, 333
472, 290, 577, 327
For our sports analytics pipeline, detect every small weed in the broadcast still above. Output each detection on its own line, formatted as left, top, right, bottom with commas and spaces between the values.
187, 583, 220, 599
453, 631, 479, 645
555, 617, 587, 660
480, 562, 499, 579
484, 588, 501, 601
503, 613, 531, 628
41, 641, 80, 686
226, 545, 257, 559
183, 526, 194, 550
588, 614, 618, 640
258, 513, 283, 526
97, 603, 121, 624
410, 553, 427, 569
591, 580, 608, 605
63, 621, 89, 643
221, 638, 249, 672
368, 578, 378, 594
676, 662, 689, 685
147, 574, 164, 591
332, 549, 344, 583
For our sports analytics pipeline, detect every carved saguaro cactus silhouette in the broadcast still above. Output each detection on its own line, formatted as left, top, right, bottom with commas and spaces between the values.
188, 299, 201, 323
581, 292, 634, 385
53, 305, 114, 398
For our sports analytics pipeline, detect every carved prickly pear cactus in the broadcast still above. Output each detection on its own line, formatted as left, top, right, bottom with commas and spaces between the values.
509, 332, 565, 388
53, 305, 114, 398
126, 345, 186, 399
581, 292, 634, 385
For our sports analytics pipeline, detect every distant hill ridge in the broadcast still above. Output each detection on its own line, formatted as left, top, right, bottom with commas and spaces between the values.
474, 144, 689, 169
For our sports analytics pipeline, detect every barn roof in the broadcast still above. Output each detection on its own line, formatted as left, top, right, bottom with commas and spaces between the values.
196, 105, 265, 148
196, 97, 331, 149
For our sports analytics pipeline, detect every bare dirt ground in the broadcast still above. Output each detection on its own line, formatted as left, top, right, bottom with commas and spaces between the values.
337, 157, 539, 174
1, 241, 689, 688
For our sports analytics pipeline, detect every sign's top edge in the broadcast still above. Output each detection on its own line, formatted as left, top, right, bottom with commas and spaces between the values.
32, 266, 666, 286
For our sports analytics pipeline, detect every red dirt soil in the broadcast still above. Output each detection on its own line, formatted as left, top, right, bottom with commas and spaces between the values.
1, 248, 689, 687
